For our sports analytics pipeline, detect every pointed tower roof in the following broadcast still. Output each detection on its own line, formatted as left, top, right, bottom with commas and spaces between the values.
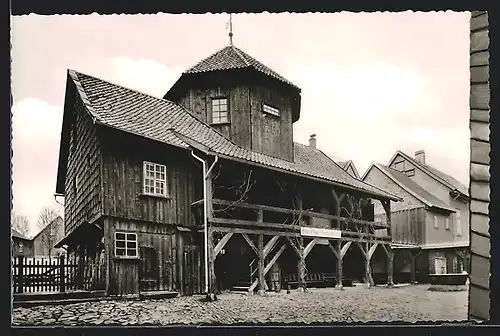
184, 45, 300, 90
164, 44, 302, 122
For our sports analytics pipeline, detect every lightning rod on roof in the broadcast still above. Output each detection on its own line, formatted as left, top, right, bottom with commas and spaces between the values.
228, 13, 233, 46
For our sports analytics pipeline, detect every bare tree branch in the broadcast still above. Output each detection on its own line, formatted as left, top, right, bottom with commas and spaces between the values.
11, 212, 30, 237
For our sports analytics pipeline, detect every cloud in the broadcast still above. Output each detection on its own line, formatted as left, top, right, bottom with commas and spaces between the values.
109, 57, 183, 97
12, 98, 64, 236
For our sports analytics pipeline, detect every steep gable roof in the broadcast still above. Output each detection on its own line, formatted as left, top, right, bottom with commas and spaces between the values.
363, 163, 455, 212
389, 150, 469, 197
32, 216, 63, 240
12, 228, 31, 241
337, 160, 360, 179
183, 45, 300, 90
57, 70, 400, 202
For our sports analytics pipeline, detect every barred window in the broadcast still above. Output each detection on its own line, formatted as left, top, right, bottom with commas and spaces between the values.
456, 210, 462, 236
115, 232, 138, 258
143, 161, 167, 197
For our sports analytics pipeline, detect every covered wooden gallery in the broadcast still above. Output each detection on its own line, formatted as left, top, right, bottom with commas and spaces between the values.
54, 44, 401, 297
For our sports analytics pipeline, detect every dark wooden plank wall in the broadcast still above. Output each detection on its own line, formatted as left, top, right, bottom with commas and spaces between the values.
250, 85, 294, 161
64, 91, 102, 236
104, 218, 188, 296
100, 131, 200, 226
390, 208, 426, 246
468, 11, 490, 321
177, 83, 294, 162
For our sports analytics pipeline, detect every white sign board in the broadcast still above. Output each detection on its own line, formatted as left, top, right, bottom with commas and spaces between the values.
300, 227, 341, 239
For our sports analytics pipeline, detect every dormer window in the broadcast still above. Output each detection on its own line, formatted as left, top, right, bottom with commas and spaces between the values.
394, 160, 405, 172
211, 98, 229, 124
262, 103, 280, 117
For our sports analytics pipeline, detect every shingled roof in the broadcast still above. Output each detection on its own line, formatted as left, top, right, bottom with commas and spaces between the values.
12, 228, 31, 241
62, 70, 400, 201
183, 45, 300, 90
393, 150, 469, 197
367, 163, 455, 212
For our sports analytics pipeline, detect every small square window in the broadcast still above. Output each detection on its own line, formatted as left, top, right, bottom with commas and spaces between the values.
115, 232, 138, 258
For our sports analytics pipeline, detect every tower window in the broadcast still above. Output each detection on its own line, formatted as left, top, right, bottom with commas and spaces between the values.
211, 98, 229, 124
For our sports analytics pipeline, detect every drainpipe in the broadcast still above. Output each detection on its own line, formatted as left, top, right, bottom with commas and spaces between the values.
54, 193, 65, 206
191, 150, 219, 295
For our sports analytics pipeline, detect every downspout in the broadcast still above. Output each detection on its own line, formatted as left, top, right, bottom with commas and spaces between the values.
191, 150, 219, 295
54, 193, 65, 206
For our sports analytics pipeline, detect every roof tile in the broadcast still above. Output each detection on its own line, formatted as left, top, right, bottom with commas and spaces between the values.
69, 71, 399, 201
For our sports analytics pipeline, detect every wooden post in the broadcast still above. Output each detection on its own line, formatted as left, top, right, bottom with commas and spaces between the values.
336, 241, 343, 290
207, 227, 216, 294
258, 234, 265, 295
297, 238, 305, 292
18, 256, 24, 294
387, 246, 394, 287
59, 255, 66, 293
382, 200, 392, 237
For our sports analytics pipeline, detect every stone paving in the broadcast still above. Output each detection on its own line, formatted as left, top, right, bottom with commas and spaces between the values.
12, 285, 468, 325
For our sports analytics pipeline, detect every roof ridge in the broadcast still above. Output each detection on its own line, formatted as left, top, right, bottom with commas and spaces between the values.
184, 45, 232, 73
231, 45, 251, 67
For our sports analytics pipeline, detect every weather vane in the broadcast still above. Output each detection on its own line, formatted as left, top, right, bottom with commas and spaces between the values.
228, 13, 233, 45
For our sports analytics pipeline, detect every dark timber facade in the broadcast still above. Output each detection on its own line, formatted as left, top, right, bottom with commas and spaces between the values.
55, 44, 401, 297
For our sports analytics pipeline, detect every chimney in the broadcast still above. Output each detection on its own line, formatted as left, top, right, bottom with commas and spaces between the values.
415, 150, 426, 164
309, 134, 317, 149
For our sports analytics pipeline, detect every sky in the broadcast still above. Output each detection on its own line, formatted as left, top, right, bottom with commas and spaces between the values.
11, 12, 471, 236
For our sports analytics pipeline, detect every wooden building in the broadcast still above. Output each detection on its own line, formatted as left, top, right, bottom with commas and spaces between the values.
337, 160, 361, 179
362, 150, 470, 284
54, 43, 401, 297
468, 11, 490, 321
33, 216, 65, 257
12, 229, 34, 258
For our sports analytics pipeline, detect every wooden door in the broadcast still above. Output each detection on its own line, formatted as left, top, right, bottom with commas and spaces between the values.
139, 245, 160, 291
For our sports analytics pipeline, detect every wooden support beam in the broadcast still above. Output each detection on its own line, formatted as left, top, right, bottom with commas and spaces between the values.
212, 232, 233, 261
207, 226, 216, 294
214, 225, 300, 237
381, 200, 392, 237
249, 243, 287, 293
303, 239, 318, 259
241, 233, 260, 258
341, 241, 352, 259
327, 242, 339, 259
336, 240, 343, 289
286, 236, 301, 256
332, 189, 346, 229
297, 237, 306, 292
258, 234, 265, 295
367, 243, 379, 260
263, 235, 280, 258
386, 246, 394, 287
364, 243, 378, 288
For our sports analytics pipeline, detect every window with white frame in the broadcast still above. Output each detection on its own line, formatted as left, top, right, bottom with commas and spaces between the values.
211, 98, 229, 124
114, 232, 138, 258
143, 161, 167, 197
456, 210, 462, 236
445, 217, 450, 230
433, 215, 439, 229
262, 103, 280, 117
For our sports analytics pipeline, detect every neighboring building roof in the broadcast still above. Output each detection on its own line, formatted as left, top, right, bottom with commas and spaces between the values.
58, 70, 401, 202
12, 228, 31, 241
337, 160, 361, 179
182, 45, 300, 90
32, 216, 63, 240
390, 150, 469, 197
364, 163, 455, 212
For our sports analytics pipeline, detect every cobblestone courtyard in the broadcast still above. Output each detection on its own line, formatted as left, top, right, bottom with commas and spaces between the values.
12, 285, 468, 325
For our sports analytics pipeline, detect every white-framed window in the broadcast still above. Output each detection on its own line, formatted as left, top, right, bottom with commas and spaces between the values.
394, 160, 405, 172
456, 210, 462, 236
211, 98, 229, 124
262, 103, 280, 117
433, 215, 438, 229
445, 217, 450, 230
143, 161, 167, 197
434, 257, 447, 275
114, 232, 138, 258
